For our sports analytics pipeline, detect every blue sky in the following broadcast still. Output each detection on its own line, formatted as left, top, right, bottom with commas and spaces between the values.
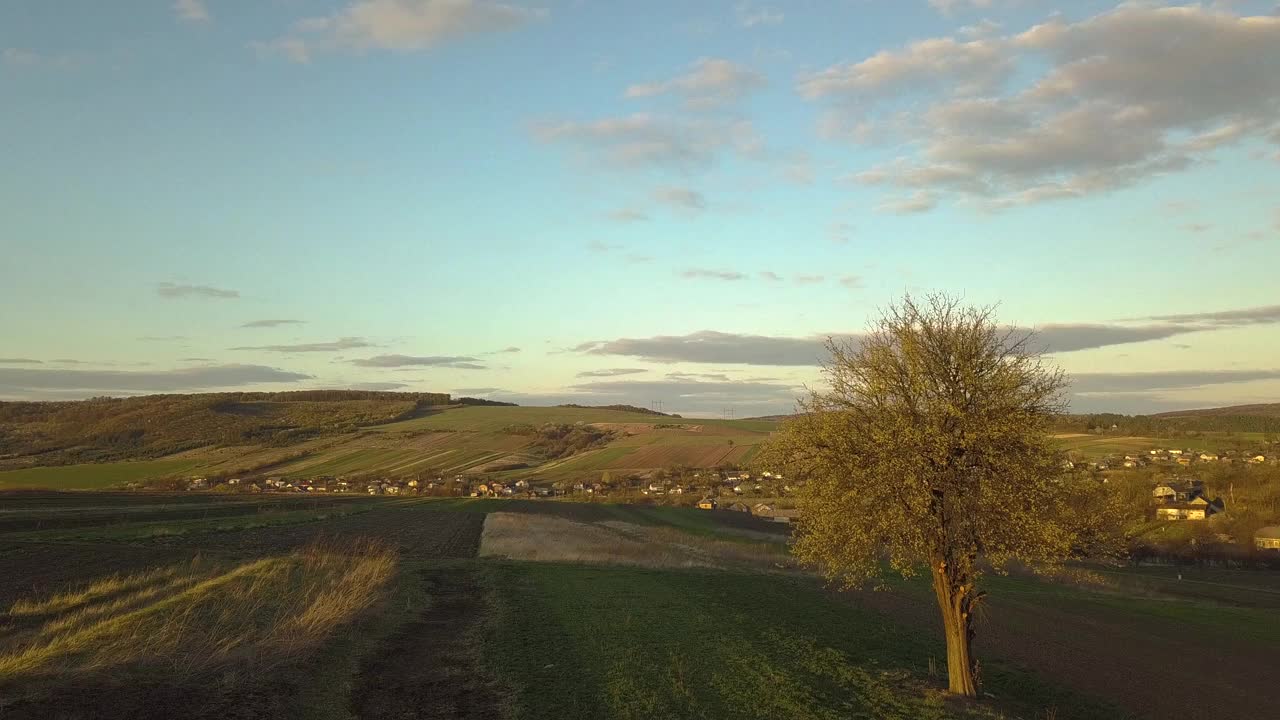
2, 0, 1279, 416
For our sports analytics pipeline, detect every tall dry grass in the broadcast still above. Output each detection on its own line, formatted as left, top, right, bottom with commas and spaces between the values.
0, 539, 396, 682
479, 512, 800, 573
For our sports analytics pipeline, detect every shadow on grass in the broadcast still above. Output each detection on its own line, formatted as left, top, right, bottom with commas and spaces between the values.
481, 562, 1122, 720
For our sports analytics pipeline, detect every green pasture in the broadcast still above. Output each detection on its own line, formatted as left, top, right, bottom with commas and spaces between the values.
0, 459, 207, 490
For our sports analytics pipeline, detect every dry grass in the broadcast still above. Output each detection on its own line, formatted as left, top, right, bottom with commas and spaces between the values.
479, 512, 800, 572
0, 540, 396, 682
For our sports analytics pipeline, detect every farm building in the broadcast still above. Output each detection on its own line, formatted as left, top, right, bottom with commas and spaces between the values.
1152, 480, 1204, 503
1155, 496, 1223, 521
1255, 527, 1280, 551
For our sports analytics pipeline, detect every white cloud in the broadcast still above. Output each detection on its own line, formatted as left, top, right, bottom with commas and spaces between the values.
736, 4, 784, 28
2, 48, 79, 69
156, 282, 239, 299
264, 0, 545, 62
652, 186, 707, 211
533, 113, 763, 174
174, 0, 209, 23
804, 5, 1280, 210
625, 57, 765, 109
929, 0, 1011, 16
607, 207, 649, 223
679, 268, 747, 282
0, 365, 311, 398
876, 191, 938, 214
2, 48, 39, 65
798, 37, 1013, 103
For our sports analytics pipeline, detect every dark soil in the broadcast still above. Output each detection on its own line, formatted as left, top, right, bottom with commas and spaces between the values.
351, 565, 504, 720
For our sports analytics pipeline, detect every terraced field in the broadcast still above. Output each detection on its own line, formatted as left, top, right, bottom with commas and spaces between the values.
0, 406, 777, 489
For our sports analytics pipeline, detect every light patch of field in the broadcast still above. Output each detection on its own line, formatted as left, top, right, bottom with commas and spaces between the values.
0, 541, 395, 680
478, 512, 794, 572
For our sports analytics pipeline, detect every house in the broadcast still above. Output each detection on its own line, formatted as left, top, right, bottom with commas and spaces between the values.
1152, 480, 1204, 503
767, 509, 800, 524
697, 498, 717, 510
1199, 453, 1219, 462
188, 477, 208, 490
1254, 526, 1280, 551
753, 503, 776, 516
227, 478, 242, 485
1155, 496, 1224, 521
515, 479, 529, 489
727, 502, 752, 513
1248, 455, 1267, 464
1168, 449, 1184, 456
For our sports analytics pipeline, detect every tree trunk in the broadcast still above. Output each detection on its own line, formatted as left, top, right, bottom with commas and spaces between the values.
931, 564, 977, 696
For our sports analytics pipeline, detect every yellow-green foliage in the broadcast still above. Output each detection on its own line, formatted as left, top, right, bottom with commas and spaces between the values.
0, 541, 396, 680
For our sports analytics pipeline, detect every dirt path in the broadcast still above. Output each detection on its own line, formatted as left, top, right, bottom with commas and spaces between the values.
351, 565, 503, 720
847, 587, 1279, 720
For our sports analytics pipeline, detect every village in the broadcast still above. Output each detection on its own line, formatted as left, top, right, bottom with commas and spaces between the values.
175, 467, 805, 522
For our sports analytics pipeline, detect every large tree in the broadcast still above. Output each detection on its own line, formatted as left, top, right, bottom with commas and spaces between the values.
759, 295, 1085, 696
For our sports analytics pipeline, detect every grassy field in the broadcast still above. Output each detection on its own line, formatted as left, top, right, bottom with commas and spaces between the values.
0, 459, 207, 490
2, 492, 1279, 719
484, 563, 1111, 720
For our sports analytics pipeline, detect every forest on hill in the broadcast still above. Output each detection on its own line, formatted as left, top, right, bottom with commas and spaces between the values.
0, 391, 451, 469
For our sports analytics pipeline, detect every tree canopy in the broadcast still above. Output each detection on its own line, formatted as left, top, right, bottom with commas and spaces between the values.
758, 295, 1111, 696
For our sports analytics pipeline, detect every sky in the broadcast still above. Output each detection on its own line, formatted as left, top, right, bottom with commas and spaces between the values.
2, 0, 1279, 416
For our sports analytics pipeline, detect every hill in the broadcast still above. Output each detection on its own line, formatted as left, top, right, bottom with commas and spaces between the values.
0, 403, 779, 489
1152, 403, 1280, 419
0, 391, 451, 470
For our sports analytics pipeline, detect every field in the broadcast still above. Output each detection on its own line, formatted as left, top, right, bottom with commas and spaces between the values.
2, 492, 1279, 719
1053, 432, 1269, 459
2, 405, 1273, 492
0, 459, 208, 490
0, 406, 780, 490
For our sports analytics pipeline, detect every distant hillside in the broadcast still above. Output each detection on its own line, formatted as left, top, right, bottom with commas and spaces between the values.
1152, 403, 1280, 419
557, 404, 677, 417
0, 391, 450, 469
1059, 404, 1280, 435
456, 397, 518, 407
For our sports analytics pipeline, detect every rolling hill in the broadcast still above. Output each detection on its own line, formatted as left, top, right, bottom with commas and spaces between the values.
1152, 403, 1280, 418
0, 400, 780, 490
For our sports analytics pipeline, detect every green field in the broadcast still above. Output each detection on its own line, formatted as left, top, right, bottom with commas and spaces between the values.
484, 563, 1113, 720
0, 459, 207, 490
3, 493, 1279, 719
